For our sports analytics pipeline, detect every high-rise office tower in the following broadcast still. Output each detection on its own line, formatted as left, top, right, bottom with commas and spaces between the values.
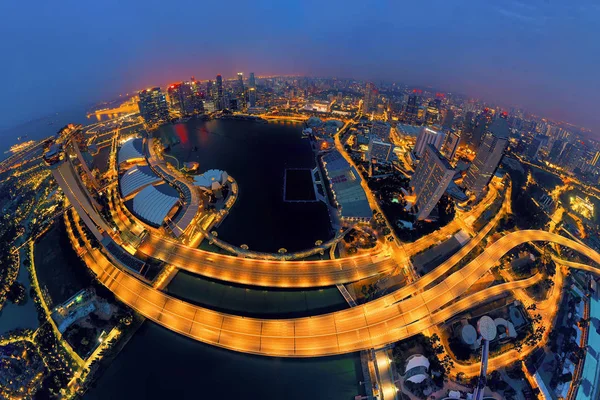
528, 120, 537, 133
526, 135, 549, 160
182, 81, 203, 114
548, 139, 566, 164
463, 111, 475, 135
413, 126, 445, 157
404, 94, 420, 124
216, 74, 224, 110
362, 82, 377, 114
410, 144, 455, 220
248, 87, 257, 108
203, 100, 216, 113
441, 130, 460, 162
167, 83, 184, 112
138, 87, 169, 126
190, 78, 202, 96
559, 143, 584, 172
167, 82, 204, 115
236, 72, 245, 109
206, 80, 213, 99
248, 72, 257, 107
469, 110, 492, 149
237, 72, 244, 92
463, 117, 509, 198
442, 109, 455, 129
425, 100, 440, 126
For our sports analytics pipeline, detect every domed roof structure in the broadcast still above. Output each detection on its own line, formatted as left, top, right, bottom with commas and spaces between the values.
460, 324, 477, 345
405, 354, 430, 384
478, 316, 497, 341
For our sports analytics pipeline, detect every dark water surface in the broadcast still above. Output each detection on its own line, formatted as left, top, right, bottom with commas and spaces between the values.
0, 106, 91, 161
85, 322, 364, 400
155, 119, 333, 252
166, 271, 348, 318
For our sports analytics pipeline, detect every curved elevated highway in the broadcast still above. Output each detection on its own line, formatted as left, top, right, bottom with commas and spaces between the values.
73, 213, 600, 357
133, 183, 502, 287
55, 134, 503, 287
138, 235, 397, 287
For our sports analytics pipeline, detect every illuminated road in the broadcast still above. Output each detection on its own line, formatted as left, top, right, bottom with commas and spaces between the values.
403, 184, 498, 255
78, 121, 499, 287
54, 135, 506, 292
374, 348, 397, 400
139, 235, 396, 287
55, 142, 402, 287
134, 182, 501, 288
53, 123, 600, 357
70, 201, 600, 357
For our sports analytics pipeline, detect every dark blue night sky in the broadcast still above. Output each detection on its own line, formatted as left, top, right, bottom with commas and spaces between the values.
1, 0, 599, 133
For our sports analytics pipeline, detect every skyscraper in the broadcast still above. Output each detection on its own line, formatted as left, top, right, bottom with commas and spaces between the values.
236, 72, 245, 109
138, 87, 169, 126
190, 79, 204, 109
248, 72, 257, 108
410, 144, 455, 220
216, 74, 224, 110
167, 82, 204, 115
425, 100, 440, 126
413, 126, 445, 157
548, 139, 566, 164
167, 83, 183, 112
463, 117, 509, 198
362, 82, 377, 114
404, 93, 420, 124
559, 143, 584, 172
206, 79, 213, 99
442, 109, 455, 129
468, 110, 493, 149
526, 135, 549, 160
441, 130, 460, 162
462, 111, 475, 137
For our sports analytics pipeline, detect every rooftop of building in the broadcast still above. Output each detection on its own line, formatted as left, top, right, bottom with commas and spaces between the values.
576, 288, 600, 400
322, 151, 371, 219
130, 183, 180, 227
120, 164, 161, 198
426, 144, 454, 170
396, 124, 421, 137
488, 117, 510, 139
118, 138, 145, 164
193, 169, 228, 189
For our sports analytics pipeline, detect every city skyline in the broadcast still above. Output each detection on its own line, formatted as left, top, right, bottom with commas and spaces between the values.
3, 2, 600, 399
1, 0, 600, 134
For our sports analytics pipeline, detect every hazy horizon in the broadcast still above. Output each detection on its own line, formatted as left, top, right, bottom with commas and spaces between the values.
1, 0, 599, 135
